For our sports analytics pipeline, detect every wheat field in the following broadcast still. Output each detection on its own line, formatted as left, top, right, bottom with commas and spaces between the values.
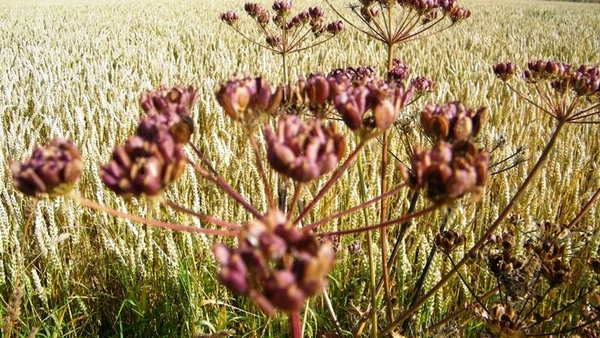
1, 0, 599, 336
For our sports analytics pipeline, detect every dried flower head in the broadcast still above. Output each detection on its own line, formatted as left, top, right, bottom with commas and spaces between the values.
482, 304, 525, 337
334, 81, 414, 139
265, 115, 345, 182
220, 11, 240, 25
435, 229, 465, 253
10, 138, 83, 197
139, 85, 198, 118
411, 76, 436, 93
216, 75, 283, 124
101, 134, 186, 197
492, 62, 517, 82
420, 101, 488, 142
214, 209, 335, 315
387, 59, 410, 83
400, 140, 489, 204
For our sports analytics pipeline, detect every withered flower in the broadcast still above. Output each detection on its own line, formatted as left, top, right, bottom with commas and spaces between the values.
411, 76, 436, 93
214, 209, 335, 316
10, 138, 83, 197
101, 134, 186, 197
435, 229, 465, 253
482, 304, 524, 337
220, 11, 240, 25
265, 115, 345, 182
334, 81, 414, 139
400, 140, 489, 204
139, 85, 198, 118
216, 75, 283, 124
387, 59, 410, 83
420, 101, 488, 142
493, 62, 517, 82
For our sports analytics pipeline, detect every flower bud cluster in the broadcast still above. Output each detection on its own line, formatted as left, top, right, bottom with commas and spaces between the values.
400, 140, 489, 204
265, 115, 345, 182
10, 138, 83, 197
214, 209, 335, 315
328, 66, 379, 84
410, 76, 436, 93
482, 304, 524, 337
523, 60, 571, 83
216, 75, 283, 124
420, 101, 488, 142
101, 85, 196, 197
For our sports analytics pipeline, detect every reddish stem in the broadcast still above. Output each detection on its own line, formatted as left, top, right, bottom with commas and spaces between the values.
290, 311, 302, 338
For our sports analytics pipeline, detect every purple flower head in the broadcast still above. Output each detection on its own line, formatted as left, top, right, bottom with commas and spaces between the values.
214, 209, 335, 316
411, 76, 436, 93
10, 138, 83, 197
334, 81, 414, 139
272, 0, 292, 15
220, 11, 240, 25
216, 75, 283, 124
265, 115, 345, 182
139, 85, 198, 118
492, 62, 517, 82
326, 20, 344, 35
387, 59, 410, 83
100, 134, 186, 197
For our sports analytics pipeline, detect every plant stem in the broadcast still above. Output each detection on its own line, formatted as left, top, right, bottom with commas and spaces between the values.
293, 142, 365, 226
69, 193, 237, 237
290, 311, 302, 338
160, 198, 241, 230
401, 207, 450, 332
249, 133, 275, 209
380, 121, 567, 336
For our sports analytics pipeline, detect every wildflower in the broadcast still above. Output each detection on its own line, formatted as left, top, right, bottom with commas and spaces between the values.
214, 209, 335, 316
265, 115, 345, 182
400, 140, 489, 204
10, 138, 83, 197
420, 101, 488, 141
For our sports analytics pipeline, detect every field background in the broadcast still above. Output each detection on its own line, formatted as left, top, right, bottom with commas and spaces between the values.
1, 0, 599, 336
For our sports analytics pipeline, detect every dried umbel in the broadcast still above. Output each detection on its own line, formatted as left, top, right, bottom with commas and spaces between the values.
420, 101, 488, 142
334, 81, 414, 139
435, 229, 465, 253
482, 304, 525, 338
10, 138, 83, 197
100, 134, 186, 197
492, 62, 517, 82
139, 85, 198, 117
387, 59, 410, 83
400, 140, 489, 204
216, 75, 283, 125
265, 115, 345, 182
214, 209, 335, 315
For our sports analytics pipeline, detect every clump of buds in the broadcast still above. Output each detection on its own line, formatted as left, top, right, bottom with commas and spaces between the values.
216, 75, 283, 125
420, 102, 488, 142
214, 209, 335, 315
328, 65, 378, 83
400, 140, 489, 204
265, 115, 345, 182
10, 138, 83, 197
334, 81, 414, 139
220, 11, 240, 25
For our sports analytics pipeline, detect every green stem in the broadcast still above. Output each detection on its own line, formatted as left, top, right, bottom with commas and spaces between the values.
380, 121, 567, 336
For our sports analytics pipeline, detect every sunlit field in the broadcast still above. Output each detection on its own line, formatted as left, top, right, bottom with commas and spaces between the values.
1, 0, 599, 337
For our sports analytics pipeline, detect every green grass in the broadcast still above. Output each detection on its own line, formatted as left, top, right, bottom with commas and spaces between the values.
1, 0, 600, 336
